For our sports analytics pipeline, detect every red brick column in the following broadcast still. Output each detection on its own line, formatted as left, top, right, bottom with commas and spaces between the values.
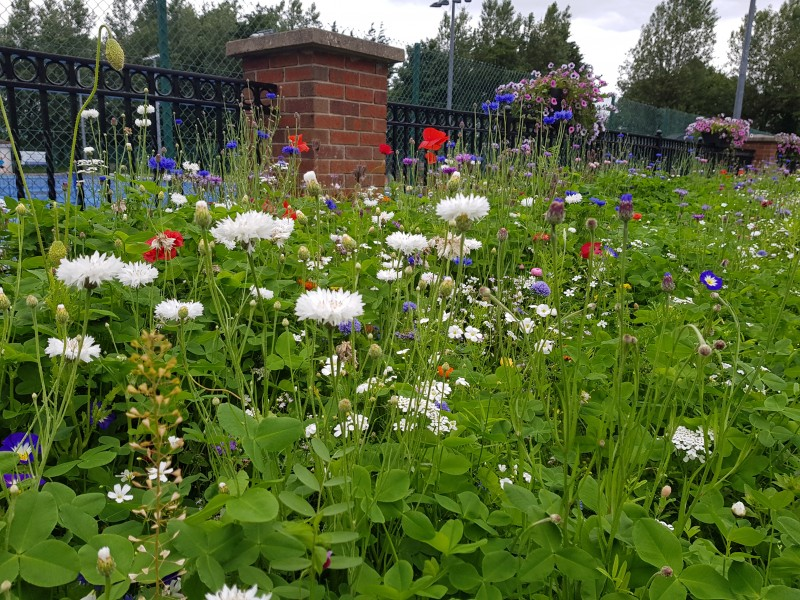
743, 134, 778, 167
227, 29, 404, 189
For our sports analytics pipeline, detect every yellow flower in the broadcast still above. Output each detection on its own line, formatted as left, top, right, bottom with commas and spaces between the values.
499, 357, 514, 367
623, 283, 632, 291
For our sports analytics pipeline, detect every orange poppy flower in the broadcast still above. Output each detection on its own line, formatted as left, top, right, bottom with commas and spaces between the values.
633, 213, 642, 221
437, 364, 454, 378
297, 278, 316, 290
289, 134, 310, 153
418, 127, 448, 151
425, 151, 438, 165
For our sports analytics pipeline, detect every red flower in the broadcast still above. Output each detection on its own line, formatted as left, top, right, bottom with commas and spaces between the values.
418, 127, 448, 151
532, 232, 551, 242
379, 143, 393, 155
580, 242, 602, 259
289, 134, 310, 153
143, 230, 184, 263
425, 151, 438, 165
282, 200, 297, 220
633, 212, 642, 221
297, 278, 316, 290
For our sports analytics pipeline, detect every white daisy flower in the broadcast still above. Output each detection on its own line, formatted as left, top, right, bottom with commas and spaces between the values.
210, 211, 276, 253
249, 286, 274, 300
117, 261, 158, 288
464, 326, 483, 343
45, 335, 101, 362
295, 288, 364, 326
154, 299, 204, 321
435, 194, 490, 222
385, 232, 428, 255
205, 584, 272, 600
56, 251, 124, 289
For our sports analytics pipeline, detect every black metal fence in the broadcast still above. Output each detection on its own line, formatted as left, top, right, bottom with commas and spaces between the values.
386, 101, 756, 175
0, 46, 278, 201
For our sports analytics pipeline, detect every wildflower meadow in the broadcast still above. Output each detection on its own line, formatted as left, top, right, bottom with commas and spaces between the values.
0, 34, 800, 600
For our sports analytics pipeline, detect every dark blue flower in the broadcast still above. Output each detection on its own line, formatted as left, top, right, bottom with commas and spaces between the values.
282, 145, 300, 155
257, 130, 270, 139
226, 140, 238, 150
148, 156, 176, 171
0, 433, 39, 464
198, 170, 210, 177
605, 246, 618, 258
174, 118, 183, 125
530, 281, 551, 297
338, 319, 362, 335
266, 92, 277, 99
452, 257, 473, 266
325, 198, 337, 211
590, 197, 606, 207
402, 302, 417, 312
89, 402, 115, 430
700, 270, 723, 291
756, 250, 768, 257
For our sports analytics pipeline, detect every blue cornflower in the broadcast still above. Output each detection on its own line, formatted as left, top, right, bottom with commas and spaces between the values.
174, 118, 183, 125
148, 156, 176, 171
266, 92, 277, 99
452, 257, 473, 266
324, 198, 337, 210
605, 246, 618, 258
338, 319, 362, 335
699, 270, 723, 291
530, 281, 551, 297
590, 197, 606, 207
198, 169, 210, 177
620, 193, 633, 201
543, 115, 556, 125
282, 145, 300, 155
257, 130, 270, 139
435, 400, 451, 412
756, 250, 768, 257
402, 301, 417, 312
226, 140, 238, 149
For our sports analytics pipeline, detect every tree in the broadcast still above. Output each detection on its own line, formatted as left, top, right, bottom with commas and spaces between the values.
0, 0, 39, 49
520, 3, 583, 74
36, 0, 95, 56
470, 0, 522, 66
620, 0, 718, 99
432, 7, 474, 57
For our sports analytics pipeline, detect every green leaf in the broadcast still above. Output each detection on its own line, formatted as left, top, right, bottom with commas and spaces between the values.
438, 451, 471, 475
58, 504, 98, 542
727, 561, 762, 598
0, 552, 19, 584
196, 554, 226, 592
402, 511, 436, 541
310, 438, 331, 463
0, 452, 20, 473
270, 556, 312, 571
554, 547, 603, 581
8, 491, 58, 552
649, 576, 687, 600
293, 463, 321, 492
226, 487, 279, 523
678, 564, 734, 599
385, 560, 414, 591
761, 585, 800, 600
447, 558, 481, 591
19, 540, 80, 587
77, 534, 135, 586
77, 450, 116, 469
633, 519, 683, 574
376, 469, 410, 503
727, 526, 766, 547
217, 403, 257, 439
279, 490, 317, 518
253, 416, 303, 453
482, 551, 516, 582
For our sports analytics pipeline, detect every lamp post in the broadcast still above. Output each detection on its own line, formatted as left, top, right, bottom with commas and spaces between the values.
430, 0, 471, 110
733, 0, 757, 119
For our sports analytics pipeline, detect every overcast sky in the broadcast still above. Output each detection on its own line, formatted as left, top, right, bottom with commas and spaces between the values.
310, 0, 775, 92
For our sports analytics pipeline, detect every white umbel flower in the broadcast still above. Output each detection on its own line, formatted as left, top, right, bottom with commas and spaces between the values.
45, 335, 102, 362
154, 299, 204, 321
56, 252, 123, 289
295, 288, 364, 326
205, 584, 272, 600
385, 232, 428, 255
118, 261, 158, 288
435, 194, 490, 222
210, 211, 276, 253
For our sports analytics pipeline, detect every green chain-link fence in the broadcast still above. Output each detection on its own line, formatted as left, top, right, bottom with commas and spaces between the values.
388, 43, 530, 112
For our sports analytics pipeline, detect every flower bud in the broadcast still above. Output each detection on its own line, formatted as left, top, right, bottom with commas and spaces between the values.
439, 277, 454, 297
338, 398, 352, 413
713, 339, 726, 350
298, 246, 310, 261
661, 485, 672, 498
367, 343, 382, 359
0, 581, 11, 593
731, 501, 746, 517
454, 214, 472, 233
194, 200, 212, 229
218, 481, 229, 494
295, 210, 307, 224
661, 272, 675, 293
497, 227, 508, 241
479, 286, 491, 300
585, 218, 598, 231
177, 306, 189, 320
282, 318, 290, 328
26, 295, 37, 308
304, 171, 321, 195
618, 196, 634, 222
660, 566, 674, 578
15, 203, 26, 217
544, 200, 564, 225
273, 301, 282, 311
697, 344, 712, 357
114, 238, 124, 251
0, 289, 10, 312
96, 546, 116, 576
105, 37, 125, 71
622, 334, 637, 345
211, 397, 220, 406
55, 304, 70, 325
7, 484, 19, 497
355, 262, 361, 271
341, 234, 357, 252
47, 240, 67, 266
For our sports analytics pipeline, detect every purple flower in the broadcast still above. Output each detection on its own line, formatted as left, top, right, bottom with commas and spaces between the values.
699, 270, 723, 291
282, 146, 300, 155
452, 257, 473, 266
89, 403, 116, 430
0, 433, 39, 464
3, 473, 44, 488
338, 319, 362, 335
530, 281, 551, 297
257, 130, 270, 139
435, 400, 451, 412
174, 118, 183, 125
402, 302, 417, 312
325, 198, 337, 211
148, 156, 176, 171
590, 197, 606, 207
662, 272, 675, 292
692, 214, 705, 220
226, 140, 238, 150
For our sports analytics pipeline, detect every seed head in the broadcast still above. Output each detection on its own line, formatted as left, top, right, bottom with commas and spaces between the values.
697, 343, 712, 357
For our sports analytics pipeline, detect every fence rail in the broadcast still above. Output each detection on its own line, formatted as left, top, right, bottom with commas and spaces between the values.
0, 46, 278, 202
386, 101, 756, 174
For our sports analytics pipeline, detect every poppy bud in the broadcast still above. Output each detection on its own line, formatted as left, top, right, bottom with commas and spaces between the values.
661, 272, 675, 293
544, 201, 564, 225
697, 344, 712, 357
585, 218, 598, 231
661, 485, 672, 498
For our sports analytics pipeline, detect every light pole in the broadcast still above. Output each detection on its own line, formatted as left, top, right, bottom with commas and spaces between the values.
430, 0, 471, 110
733, 0, 757, 119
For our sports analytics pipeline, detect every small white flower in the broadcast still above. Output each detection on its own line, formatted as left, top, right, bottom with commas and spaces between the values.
134, 118, 151, 127
154, 299, 204, 321
107, 483, 133, 503
499, 477, 513, 489
83, 146, 95, 155
536, 304, 551, 318
565, 192, 582, 204
136, 104, 156, 115
304, 423, 317, 438
519, 317, 535, 334
147, 461, 174, 483
205, 584, 272, 600
333, 414, 369, 438
731, 501, 746, 517
170, 193, 188, 206
534, 339, 554, 354
118, 469, 135, 483
80, 109, 99, 119
464, 326, 483, 343
45, 335, 101, 362
447, 325, 464, 340
168, 436, 183, 450
249, 286, 274, 301
376, 269, 402, 282
596, 320, 608, 329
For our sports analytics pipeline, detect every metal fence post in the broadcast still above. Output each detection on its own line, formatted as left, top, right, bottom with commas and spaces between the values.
157, 0, 174, 156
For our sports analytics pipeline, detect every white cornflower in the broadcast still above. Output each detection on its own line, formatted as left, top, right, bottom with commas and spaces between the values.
205, 584, 272, 600
136, 104, 156, 115
320, 355, 345, 377
80, 108, 99, 119
183, 161, 200, 173
83, 146, 95, 155
249, 286, 274, 301
45, 335, 101, 362
56, 251, 123, 289
269, 218, 295, 247
565, 192, 582, 204
385, 232, 428, 255
210, 211, 276, 253
154, 299, 204, 321
464, 326, 483, 343
117, 261, 158, 288
428, 235, 482, 259
107, 483, 133, 503
170, 193, 188, 206
376, 269, 402, 282
435, 194, 490, 222
295, 288, 364, 327
371, 211, 394, 226
519, 198, 535, 207
447, 325, 464, 340
146, 461, 174, 483
536, 304, 551, 318
333, 414, 369, 438
134, 118, 151, 127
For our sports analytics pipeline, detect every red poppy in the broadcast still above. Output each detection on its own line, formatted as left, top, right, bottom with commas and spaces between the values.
719, 169, 728, 175
143, 230, 184, 263
633, 212, 642, 221
379, 143, 393, 155
282, 200, 297, 220
418, 127, 448, 151
289, 134, 310, 153
437, 365, 454, 379
425, 151, 438, 165
580, 242, 602, 259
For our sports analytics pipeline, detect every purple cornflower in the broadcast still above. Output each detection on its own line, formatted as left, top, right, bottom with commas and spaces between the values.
338, 319, 362, 335
662, 272, 675, 292
225, 140, 238, 150
530, 281, 551, 297
674, 188, 688, 197
148, 156, 176, 171
402, 157, 418, 166
402, 302, 417, 312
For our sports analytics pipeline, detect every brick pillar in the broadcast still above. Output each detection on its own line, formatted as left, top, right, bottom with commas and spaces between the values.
742, 134, 778, 167
227, 29, 404, 189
